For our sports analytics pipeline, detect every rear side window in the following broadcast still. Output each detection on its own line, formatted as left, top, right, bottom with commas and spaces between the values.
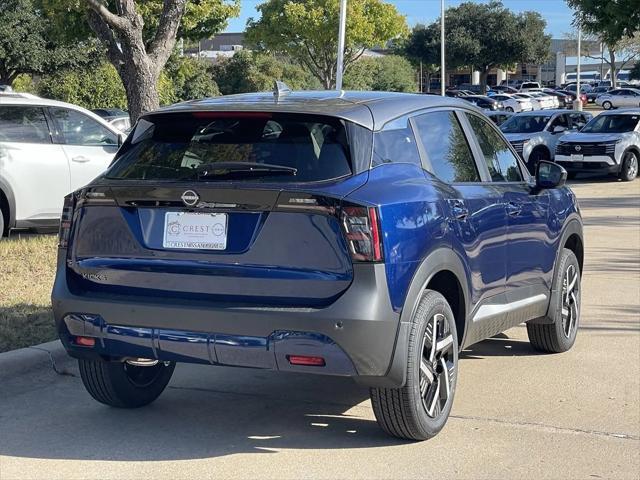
108, 112, 357, 182
0, 106, 51, 144
372, 117, 421, 166
412, 111, 480, 183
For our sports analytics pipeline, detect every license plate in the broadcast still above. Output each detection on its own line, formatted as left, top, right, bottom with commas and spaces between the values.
163, 212, 227, 250
570, 154, 583, 162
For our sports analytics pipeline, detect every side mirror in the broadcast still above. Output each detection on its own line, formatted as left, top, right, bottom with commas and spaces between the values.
552, 125, 566, 134
117, 132, 126, 147
536, 160, 567, 189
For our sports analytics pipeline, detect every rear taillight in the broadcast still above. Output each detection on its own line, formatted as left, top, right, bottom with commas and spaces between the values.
341, 205, 383, 262
58, 193, 76, 248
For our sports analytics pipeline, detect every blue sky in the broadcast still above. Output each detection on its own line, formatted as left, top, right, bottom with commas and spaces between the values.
224, 0, 577, 38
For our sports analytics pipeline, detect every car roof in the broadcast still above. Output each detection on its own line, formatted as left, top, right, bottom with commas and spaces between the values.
598, 108, 640, 116
515, 109, 574, 116
0, 93, 122, 134
151, 90, 481, 130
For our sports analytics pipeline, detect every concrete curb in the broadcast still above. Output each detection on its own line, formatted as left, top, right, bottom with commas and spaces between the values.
0, 340, 72, 380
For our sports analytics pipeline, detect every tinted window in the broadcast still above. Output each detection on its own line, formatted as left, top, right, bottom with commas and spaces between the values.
372, 117, 421, 166
50, 108, 118, 146
0, 106, 51, 144
569, 113, 589, 130
549, 114, 569, 130
413, 111, 480, 183
581, 114, 639, 133
108, 112, 355, 182
500, 114, 552, 133
467, 114, 523, 182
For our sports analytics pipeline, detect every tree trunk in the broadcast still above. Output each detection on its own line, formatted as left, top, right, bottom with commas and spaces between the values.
480, 69, 489, 95
120, 64, 160, 123
608, 49, 617, 89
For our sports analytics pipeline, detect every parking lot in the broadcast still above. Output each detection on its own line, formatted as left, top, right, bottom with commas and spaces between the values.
0, 176, 637, 480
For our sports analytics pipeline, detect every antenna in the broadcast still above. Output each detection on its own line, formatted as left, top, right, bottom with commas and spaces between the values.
273, 81, 292, 101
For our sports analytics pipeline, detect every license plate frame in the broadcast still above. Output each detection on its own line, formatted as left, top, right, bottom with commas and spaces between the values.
163, 212, 228, 250
570, 153, 584, 162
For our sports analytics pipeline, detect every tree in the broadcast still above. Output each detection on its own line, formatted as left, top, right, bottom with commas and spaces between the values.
631, 61, 640, 81
246, 0, 408, 89
581, 35, 640, 88
165, 56, 220, 101
442, 2, 551, 92
401, 23, 442, 92
212, 50, 320, 95
566, 0, 640, 45
344, 55, 417, 92
42, 0, 239, 121
0, 0, 92, 86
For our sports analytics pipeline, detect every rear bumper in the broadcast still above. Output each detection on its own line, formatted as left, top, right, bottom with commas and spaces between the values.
52, 254, 404, 386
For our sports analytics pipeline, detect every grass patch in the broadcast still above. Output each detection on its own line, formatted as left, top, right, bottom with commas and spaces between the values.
0, 235, 58, 353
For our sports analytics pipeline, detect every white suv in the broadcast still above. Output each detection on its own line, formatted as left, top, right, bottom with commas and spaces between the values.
0, 93, 124, 237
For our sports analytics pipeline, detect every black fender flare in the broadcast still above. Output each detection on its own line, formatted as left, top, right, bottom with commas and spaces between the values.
0, 176, 16, 230
531, 216, 583, 325
363, 248, 470, 388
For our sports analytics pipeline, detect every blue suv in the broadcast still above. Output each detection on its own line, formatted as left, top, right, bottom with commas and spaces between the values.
52, 90, 584, 440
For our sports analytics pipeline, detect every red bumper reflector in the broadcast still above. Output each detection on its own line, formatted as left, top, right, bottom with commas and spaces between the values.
75, 336, 96, 347
287, 355, 326, 366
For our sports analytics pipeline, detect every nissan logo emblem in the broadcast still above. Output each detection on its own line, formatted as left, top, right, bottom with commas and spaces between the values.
575, 145, 582, 152
181, 190, 199, 207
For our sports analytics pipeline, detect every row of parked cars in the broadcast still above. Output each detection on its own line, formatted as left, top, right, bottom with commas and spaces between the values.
496, 108, 640, 181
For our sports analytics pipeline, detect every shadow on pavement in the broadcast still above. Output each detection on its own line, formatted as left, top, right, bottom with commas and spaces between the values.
0, 366, 410, 462
461, 333, 541, 359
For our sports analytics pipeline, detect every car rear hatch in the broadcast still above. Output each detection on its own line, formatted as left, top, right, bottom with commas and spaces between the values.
63, 110, 375, 308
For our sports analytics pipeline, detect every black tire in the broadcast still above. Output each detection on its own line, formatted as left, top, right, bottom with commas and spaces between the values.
506, 106, 514, 112
370, 290, 458, 440
78, 358, 175, 408
527, 148, 550, 175
618, 150, 638, 182
602, 101, 612, 110
527, 249, 580, 353
567, 172, 578, 180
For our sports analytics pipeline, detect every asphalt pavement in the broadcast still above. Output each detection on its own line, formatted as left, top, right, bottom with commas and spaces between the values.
0, 176, 638, 480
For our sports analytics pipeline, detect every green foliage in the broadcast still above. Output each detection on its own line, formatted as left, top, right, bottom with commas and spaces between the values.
212, 50, 320, 95
344, 55, 417, 92
401, 1, 551, 91
567, 0, 640, 46
0, 0, 92, 85
165, 56, 220, 101
246, 0, 408, 88
11, 75, 37, 93
41, 0, 241, 46
39, 63, 128, 110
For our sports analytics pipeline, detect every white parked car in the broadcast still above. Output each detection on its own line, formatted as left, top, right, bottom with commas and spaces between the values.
500, 110, 593, 173
595, 88, 640, 110
528, 92, 558, 109
518, 81, 542, 91
514, 93, 543, 110
0, 93, 124, 237
490, 93, 533, 113
555, 110, 640, 181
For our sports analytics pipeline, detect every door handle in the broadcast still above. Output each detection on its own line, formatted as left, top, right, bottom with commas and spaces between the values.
448, 200, 469, 220
71, 156, 90, 163
506, 201, 522, 217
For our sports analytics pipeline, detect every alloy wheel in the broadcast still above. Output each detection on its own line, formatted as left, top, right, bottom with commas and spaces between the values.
625, 153, 638, 178
420, 313, 456, 418
561, 264, 580, 338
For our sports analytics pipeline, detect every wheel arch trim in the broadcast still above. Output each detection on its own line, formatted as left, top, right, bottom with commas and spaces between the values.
0, 176, 16, 230
364, 248, 470, 388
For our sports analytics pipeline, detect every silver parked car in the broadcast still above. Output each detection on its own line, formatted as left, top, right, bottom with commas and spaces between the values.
596, 88, 640, 110
500, 110, 592, 173
555, 110, 640, 181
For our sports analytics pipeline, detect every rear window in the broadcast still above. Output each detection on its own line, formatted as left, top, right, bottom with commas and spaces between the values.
107, 112, 366, 182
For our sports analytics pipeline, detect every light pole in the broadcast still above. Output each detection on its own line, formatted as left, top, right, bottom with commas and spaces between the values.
335, 0, 347, 91
440, 0, 445, 96
573, 24, 583, 111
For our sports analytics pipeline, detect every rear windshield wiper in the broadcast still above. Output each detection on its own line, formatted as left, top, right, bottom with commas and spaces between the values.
196, 162, 297, 179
